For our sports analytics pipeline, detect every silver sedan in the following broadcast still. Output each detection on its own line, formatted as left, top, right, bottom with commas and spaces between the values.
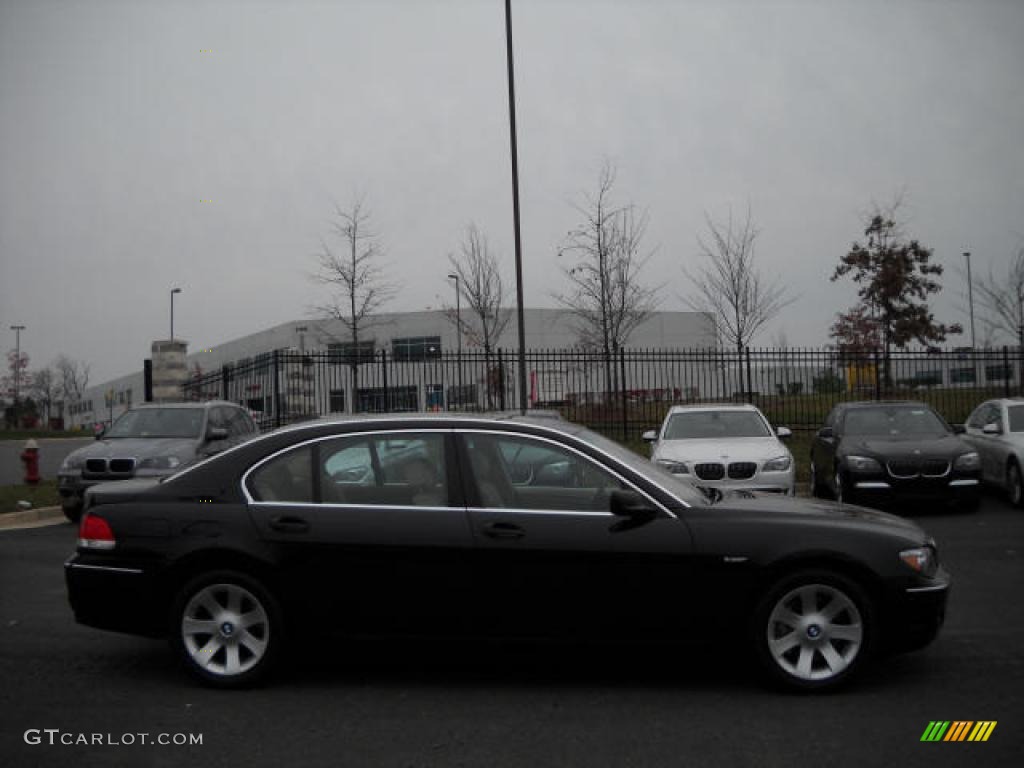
962, 398, 1024, 505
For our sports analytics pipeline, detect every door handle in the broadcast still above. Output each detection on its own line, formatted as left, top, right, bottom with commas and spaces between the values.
269, 515, 310, 534
482, 522, 525, 540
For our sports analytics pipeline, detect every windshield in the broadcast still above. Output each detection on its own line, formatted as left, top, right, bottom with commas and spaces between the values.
106, 408, 205, 439
571, 426, 707, 507
843, 406, 949, 438
664, 410, 771, 439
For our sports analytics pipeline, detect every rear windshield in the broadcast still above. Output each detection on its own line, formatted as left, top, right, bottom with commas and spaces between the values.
106, 408, 205, 439
664, 410, 770, 439
843, 406, 948, 437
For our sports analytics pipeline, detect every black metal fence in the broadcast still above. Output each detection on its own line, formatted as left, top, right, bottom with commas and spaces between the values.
181, 346, 1024, 442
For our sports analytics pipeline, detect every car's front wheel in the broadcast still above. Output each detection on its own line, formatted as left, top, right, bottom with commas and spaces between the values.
171, 571, 280, 688
752, 570, 873, 691
1007, 461, 1023, 507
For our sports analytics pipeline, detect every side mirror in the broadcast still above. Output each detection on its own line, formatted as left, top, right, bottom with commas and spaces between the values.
609, 489, 658, 518
817, 426, 834, 440
776, 426, 792, 439
982, 422, 1002, 436
641, 430, 658, 443
207, 426, 229, 442
952, 424, 966, 435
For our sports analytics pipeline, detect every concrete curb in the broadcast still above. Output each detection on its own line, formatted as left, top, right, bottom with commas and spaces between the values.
0, 505, 68, 531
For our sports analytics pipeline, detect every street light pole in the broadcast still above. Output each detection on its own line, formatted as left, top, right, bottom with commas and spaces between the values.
505, 0, 528, 414
964, 252, 976, 349
170, 288, 182, 340
10, 324, 25, 411
447, 274, 463, 408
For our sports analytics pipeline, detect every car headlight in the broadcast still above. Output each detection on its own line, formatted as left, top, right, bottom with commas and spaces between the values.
762, 455, 792, 472
137, 456, 183, 470
900, 546, 938, 578
845, 455, 882, 472
954, 451, 981, 471
656, 459, 689, 475
60, 454, 85, 471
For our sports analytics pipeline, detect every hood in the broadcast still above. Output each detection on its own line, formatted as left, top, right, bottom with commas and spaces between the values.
654, 437, 790, 464
68, 437, 199, 462
843, 434, 967, 459
717, 491, 927, 537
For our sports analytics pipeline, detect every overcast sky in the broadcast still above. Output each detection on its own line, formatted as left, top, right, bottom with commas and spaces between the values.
2, 0, 1022, 384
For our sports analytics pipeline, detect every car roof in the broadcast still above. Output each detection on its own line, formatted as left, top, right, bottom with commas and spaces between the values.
665, 403, 763, 414
128, 401, 242, 411
267, 411, 576, 438
835, 400, 931, 410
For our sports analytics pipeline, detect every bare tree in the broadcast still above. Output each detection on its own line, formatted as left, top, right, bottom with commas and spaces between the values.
31, 367, 58, 427
555, 161, 660, 397
312, 198, 397, 408
55, 355, 90, 410
683, 206, 794, 355
973, 245, 1024, 346
444, 224, 510, 408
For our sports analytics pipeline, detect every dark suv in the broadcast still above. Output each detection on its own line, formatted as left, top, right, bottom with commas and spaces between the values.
58, 401, 258, 522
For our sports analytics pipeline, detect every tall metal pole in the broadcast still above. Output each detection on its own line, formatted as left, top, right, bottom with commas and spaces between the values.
448, 274, 463, 407
10, 324, 25, 410
505, 0, 528, 414
964, 252, 976, 349
170, 287, 182, 340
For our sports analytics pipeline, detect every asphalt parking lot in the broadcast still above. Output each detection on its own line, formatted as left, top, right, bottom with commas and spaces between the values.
0, 497, 1021, 768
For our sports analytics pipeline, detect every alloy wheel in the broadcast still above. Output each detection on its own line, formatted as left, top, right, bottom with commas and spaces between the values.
765, 583, 864, 683
180, 582, 270, 679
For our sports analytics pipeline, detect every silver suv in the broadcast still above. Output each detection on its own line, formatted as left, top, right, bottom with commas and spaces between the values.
58, 401, 258, 522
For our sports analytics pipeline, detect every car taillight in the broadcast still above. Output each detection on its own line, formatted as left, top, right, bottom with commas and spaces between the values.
78, 514, 116, 550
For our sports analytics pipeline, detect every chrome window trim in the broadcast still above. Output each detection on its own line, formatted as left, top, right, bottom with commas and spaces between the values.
468, 506, 615, 518
249, 500, 459, 513
235, 423, 683, 517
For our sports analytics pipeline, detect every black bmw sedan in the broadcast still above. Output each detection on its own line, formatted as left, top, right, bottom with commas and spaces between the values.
66, 414, 949, 691
809, 401, 981, 511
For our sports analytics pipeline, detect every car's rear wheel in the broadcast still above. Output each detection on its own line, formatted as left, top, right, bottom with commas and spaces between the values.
809, 459, 826, 498
61, 498, 82, 524
753, 570, 873, 691
1007, 461, 1023, 507
171, 571, 280, 688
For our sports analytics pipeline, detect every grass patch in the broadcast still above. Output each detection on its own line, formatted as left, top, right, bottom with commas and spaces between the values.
0, 480, 61, 514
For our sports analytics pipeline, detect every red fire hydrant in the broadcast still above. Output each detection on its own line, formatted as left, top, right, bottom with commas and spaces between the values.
21, 439, 41, 486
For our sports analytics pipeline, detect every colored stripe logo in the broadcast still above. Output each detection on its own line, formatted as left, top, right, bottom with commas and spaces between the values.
921, 721, 997, 742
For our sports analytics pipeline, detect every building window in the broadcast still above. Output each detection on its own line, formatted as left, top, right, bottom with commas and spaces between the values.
986, 365, 1012, 382
329, 389, 346, 413
328, 341, 376, 365
950, 367, 976, 384
356, 386, 418, 413
392, 336, 441, 362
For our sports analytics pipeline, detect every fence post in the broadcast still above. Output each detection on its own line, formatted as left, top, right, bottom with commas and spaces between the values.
497, 349, 506, 411
221, 364, 230, 401
380, 349, 389, 411
873, 347, 881, 401
619, 347, 628, 442
272, 350, 281, 429
1004, 346, 1011, 398
745, 347, 753, 404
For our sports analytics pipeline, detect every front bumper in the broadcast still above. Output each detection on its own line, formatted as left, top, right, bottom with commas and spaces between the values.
688, 474, 796, 496
850, 474, 980, 504
882, 568, 951, 652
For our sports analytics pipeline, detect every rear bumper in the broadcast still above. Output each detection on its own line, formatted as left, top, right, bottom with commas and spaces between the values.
64, 555, 163, 637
